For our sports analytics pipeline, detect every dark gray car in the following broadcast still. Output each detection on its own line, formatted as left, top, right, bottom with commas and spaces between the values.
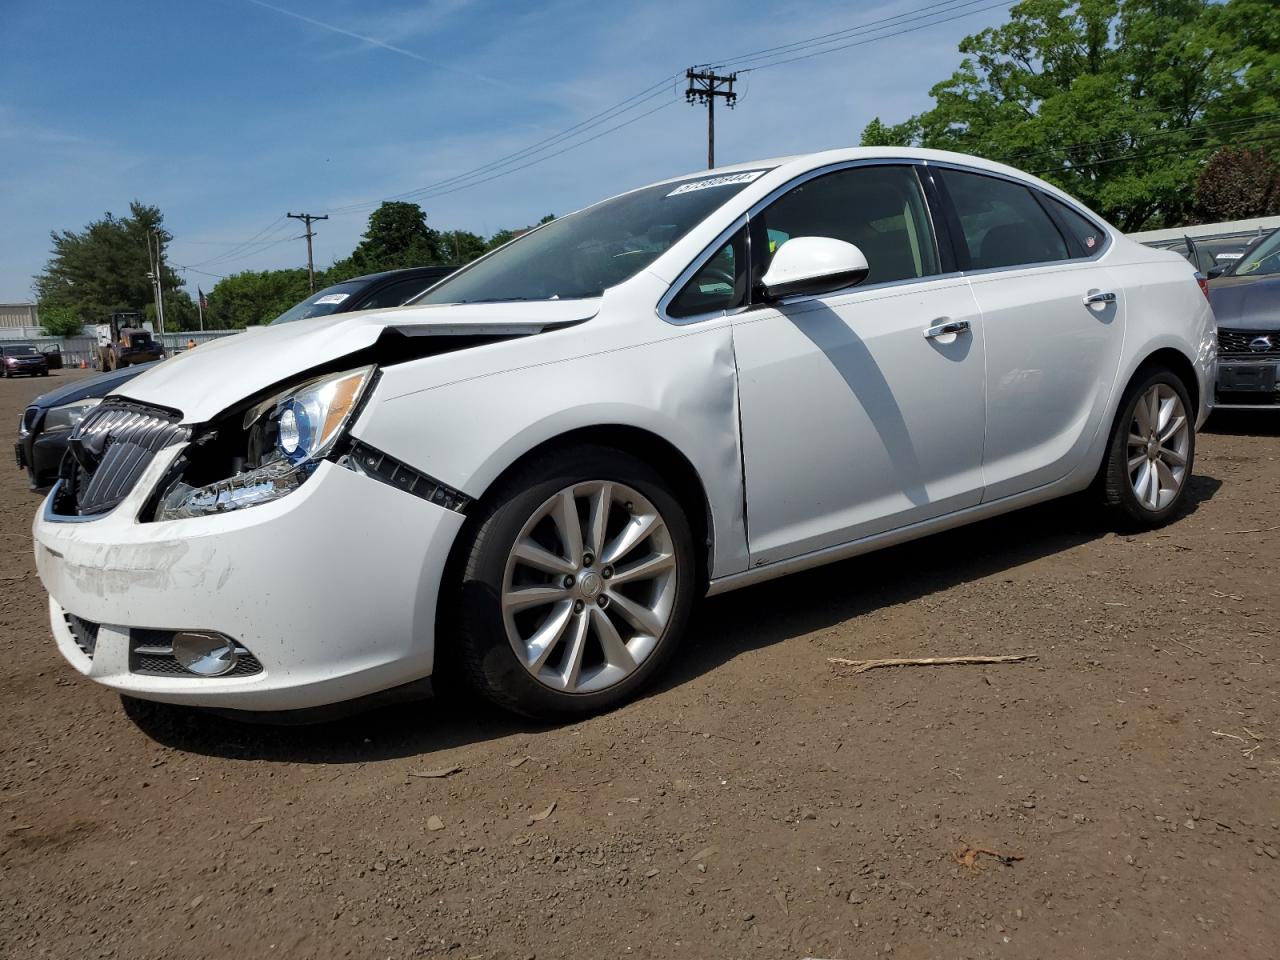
1209, 229, 1280, 409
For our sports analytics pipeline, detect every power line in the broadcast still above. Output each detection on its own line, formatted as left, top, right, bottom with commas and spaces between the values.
995, 111, 1280, 167
1028, 130, 1280, 176
715, 0, 1002, 70
185, 216, 290, 268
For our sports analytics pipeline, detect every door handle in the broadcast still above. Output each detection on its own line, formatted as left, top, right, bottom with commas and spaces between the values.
923, 318, 970, 339
1083, 290, 1117, 305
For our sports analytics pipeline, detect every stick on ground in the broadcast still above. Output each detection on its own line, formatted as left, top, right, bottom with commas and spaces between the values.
828, 654, 1037, 674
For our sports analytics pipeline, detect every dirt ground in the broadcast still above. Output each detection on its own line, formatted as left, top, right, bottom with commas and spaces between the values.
2, 368, 1277, 960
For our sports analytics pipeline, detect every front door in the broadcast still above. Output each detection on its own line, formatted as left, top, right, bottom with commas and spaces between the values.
732, 164, 987, 566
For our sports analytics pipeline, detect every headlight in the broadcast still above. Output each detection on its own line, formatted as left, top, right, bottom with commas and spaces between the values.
42, 397, 103, 433
155, 366, 374, 521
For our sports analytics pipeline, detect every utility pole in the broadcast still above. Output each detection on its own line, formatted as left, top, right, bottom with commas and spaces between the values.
146, 229, 166, 335
288, 212, 328, 293
685, 67, 738, 169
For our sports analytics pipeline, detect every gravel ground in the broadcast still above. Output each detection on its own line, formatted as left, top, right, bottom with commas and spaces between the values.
2, 369, 1278, 959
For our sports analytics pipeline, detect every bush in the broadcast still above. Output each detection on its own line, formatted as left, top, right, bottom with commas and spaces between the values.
38, 304, 84, 337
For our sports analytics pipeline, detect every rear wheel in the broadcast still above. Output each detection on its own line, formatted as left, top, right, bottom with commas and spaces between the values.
1099, 368, 1195, 528
450, 447, 695, 719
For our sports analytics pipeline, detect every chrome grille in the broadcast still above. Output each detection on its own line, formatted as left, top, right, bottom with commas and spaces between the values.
1218, 328, 1280, 357
57, 401, 188, 517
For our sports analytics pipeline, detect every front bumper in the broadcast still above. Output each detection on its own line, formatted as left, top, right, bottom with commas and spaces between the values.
33, 448, 465, 710
1214, 357, 1280, 409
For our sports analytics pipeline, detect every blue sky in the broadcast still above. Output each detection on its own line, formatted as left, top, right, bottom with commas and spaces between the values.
0, 0, 1014, 301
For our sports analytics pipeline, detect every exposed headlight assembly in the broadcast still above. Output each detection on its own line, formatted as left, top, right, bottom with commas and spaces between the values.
42, 397, 102, 433
155, 366, 374, 521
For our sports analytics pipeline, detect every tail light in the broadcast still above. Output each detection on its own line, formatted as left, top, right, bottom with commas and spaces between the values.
1194, 271, 1210, 300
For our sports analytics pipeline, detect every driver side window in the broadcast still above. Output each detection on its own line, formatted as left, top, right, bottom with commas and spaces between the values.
756, 165, 939, 286
667, 226, 749, 319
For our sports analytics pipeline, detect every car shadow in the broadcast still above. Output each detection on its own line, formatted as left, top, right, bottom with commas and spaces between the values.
1203, 409, 1280, 437
125, 474, 1222, 763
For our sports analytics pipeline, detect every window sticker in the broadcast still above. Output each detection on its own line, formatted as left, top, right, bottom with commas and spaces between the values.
314, 293, 350, 305
666, 170, 767, 197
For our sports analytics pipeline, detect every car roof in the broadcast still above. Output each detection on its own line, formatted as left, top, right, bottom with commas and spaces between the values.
342, 265, 459, 285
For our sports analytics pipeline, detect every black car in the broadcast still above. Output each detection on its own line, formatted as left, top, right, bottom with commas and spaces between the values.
268, 265, 458, 324
16, 362, 159, 488
14, 267, 457, 488
1208, 228, 1280, 409
1, 343, 51, 377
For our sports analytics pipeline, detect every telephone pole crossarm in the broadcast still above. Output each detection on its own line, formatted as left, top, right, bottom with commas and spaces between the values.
685, 67, 738, 169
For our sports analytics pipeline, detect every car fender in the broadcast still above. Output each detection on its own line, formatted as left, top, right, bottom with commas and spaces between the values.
351, 320, 750, 580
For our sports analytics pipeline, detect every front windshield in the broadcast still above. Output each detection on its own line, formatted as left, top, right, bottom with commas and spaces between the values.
3, 344, 38, 356
270, 280, 366, 325
1228, 230, 1280, 277
417, 170, 771, 304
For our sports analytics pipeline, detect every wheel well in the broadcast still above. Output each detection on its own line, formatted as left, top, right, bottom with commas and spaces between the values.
1136, 348, 1199, 412
478, 426, 714, 589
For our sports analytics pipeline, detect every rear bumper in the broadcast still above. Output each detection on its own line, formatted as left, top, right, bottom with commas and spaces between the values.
33, 452, 465, 710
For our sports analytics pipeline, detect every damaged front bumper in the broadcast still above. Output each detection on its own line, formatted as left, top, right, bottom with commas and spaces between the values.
33, 446, 465, 711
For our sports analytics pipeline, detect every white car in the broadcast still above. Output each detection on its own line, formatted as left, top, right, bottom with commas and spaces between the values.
33, 148, 1216, 719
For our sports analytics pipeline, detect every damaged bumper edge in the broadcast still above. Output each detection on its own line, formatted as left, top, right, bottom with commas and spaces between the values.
34, 452, 465, 711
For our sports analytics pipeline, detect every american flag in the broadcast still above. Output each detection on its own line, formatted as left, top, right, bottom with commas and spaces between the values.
198, 287, 208, 311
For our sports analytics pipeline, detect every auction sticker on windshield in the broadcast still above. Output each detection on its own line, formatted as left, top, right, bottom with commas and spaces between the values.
667, 170, 767, 196
315, 293, 350, 305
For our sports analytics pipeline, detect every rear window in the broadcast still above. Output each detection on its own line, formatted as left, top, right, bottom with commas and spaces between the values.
939, 168, 1069, 270
1048, 198, 1106, 256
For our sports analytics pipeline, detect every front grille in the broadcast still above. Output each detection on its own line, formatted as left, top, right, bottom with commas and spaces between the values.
64, 613, 100, 658
1218, 327, 1280, 357
55, 401, 188, 517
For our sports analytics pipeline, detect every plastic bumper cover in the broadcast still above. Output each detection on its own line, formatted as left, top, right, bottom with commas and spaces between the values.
34, 450, 465, 710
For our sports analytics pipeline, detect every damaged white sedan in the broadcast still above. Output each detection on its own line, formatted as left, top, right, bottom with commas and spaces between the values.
34, 148, 1215, 719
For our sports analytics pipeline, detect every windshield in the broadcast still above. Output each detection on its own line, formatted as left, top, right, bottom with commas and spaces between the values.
1228, 230, 1280, 277
270, 281, 366, 325
3, 344, 38, 356
417, 170, 771, 304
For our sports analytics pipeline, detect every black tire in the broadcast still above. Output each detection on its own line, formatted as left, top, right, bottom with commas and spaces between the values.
448, 445, 696, 720
1099, 366, 1196, 528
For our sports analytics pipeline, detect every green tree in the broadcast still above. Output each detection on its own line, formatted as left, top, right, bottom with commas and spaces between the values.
860, 0, 1280, 230
34, 202, 184, 322
206, 269, 312, 329
486, 215, 556, 252
147, 289, 200, 332
350, 201, 443, 271
37, 304, 85, 337
439, 229, 488, 263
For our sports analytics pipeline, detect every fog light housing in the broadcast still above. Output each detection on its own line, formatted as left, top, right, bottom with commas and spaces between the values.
171, 632, 239, 677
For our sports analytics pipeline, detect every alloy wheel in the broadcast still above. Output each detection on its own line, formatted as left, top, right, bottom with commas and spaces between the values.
501, 481, 677, 694
1126, 383, 1189, 511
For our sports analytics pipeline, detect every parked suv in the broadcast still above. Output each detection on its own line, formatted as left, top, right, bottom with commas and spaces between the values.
1208, 229, 1280, 408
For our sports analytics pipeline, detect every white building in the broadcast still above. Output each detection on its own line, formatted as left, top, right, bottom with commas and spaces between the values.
0, 303, 38, 330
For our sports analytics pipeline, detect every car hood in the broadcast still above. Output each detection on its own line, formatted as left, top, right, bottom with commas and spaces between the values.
30, 362, 158, 410
109, 300, 599, 423
1208, 274, 1280, 330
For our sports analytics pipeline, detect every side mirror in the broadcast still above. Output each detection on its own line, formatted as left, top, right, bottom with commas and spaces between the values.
1206, 264, 1226, 279
759, 237, 870, 301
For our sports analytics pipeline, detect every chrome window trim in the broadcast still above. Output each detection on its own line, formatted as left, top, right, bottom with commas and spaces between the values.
656, 155, 1114, 326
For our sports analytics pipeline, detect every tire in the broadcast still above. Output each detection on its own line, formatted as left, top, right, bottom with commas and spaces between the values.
1099, 366, 1196, 528
448, 445, 696, 720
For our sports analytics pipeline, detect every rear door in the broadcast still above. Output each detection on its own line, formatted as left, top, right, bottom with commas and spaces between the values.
934, 167, 1126, 501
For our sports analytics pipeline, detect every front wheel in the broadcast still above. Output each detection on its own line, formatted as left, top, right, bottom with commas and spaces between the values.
1099, 368, 1195, 528
450, 447, 696, 719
